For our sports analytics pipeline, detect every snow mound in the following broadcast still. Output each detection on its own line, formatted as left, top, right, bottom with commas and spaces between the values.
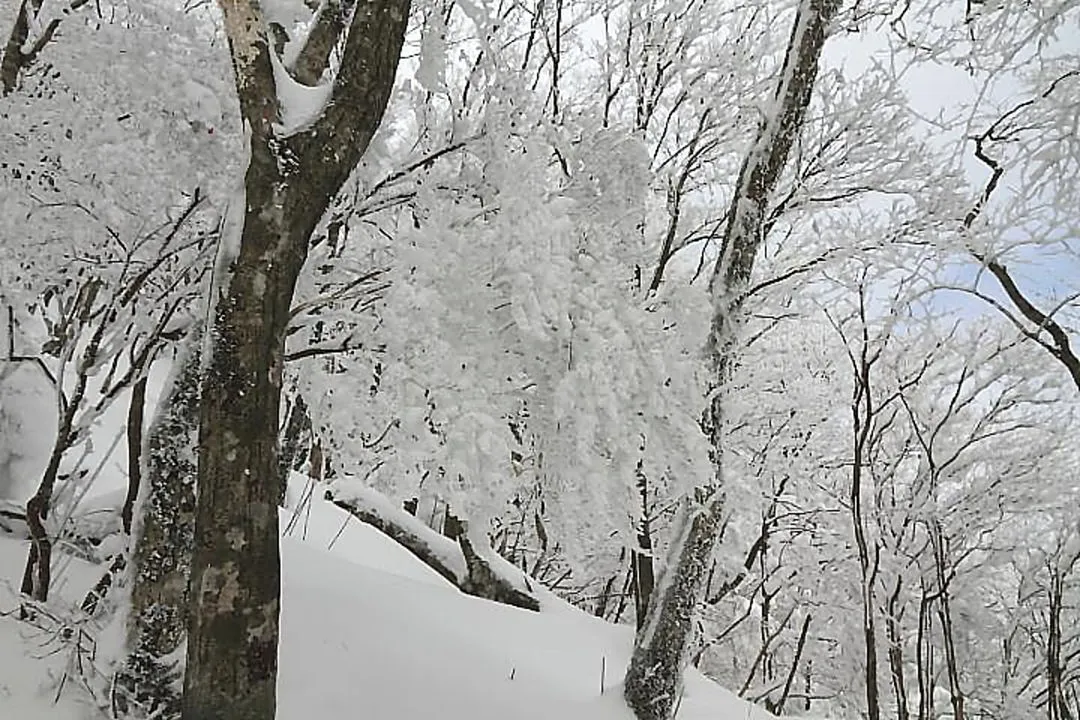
0, 476, 777, 720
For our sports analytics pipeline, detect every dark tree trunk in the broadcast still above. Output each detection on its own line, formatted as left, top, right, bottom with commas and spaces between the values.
931, 524, 964, 720
278, 391, 313, 504
121, 374, 148, 535
0, 0, 41, 95
20, 306, 104, 604
457, 520, 541, 612
886, 576, 911, 720
632, 460, 655, 630
1, 0, 87, 95
916, 583, 934, 720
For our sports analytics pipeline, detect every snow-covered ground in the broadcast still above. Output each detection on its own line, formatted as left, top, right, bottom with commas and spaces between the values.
0, 475, 777, 720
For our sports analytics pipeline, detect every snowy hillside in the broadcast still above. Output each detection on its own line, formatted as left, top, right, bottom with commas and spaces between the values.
0, 476, 776, 720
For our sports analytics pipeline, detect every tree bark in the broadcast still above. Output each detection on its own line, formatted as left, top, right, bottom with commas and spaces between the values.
116, 327, 201, 719
181, 1, 410, 718
623, 2, 839, 718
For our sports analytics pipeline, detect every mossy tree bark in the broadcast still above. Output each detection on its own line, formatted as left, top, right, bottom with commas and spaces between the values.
112, 324, 201, 719
180, 2, 411, 719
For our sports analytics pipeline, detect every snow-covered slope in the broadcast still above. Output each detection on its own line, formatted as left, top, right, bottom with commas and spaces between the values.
0, 478, 776, 720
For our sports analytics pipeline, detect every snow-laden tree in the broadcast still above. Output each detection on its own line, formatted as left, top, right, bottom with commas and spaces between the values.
623, 2, 842, 717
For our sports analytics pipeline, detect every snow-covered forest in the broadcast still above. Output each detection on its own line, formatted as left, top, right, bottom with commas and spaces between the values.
0, 0, 1077, 718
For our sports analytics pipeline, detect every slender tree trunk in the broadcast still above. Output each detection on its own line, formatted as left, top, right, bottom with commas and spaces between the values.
278, 391, 312, 504
916, 582, 934, 720
632, 460, 655, 630
623, 3, 839, 718
1048, 569, 1065, 720
121, 374, 148, 535
20, 305, 105, 604
886, 576, 911, 720
852, 411, 881, 720
772, 612, 812, 715
80, 373, 149, 616
930, 523, 964, 720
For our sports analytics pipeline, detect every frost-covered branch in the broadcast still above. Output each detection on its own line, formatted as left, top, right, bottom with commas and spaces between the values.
963, 74, 1080, 391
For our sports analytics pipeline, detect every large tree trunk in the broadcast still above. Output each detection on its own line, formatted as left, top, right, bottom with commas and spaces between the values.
180, 1, 410, 718
183, 156, 304, 720
623, 2, 839, 718
115, 326, 201, 719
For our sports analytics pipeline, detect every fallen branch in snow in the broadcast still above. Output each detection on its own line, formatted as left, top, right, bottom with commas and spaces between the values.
325, 486, 540, 612
455, 519, 540, 612
325, 490, 463, 585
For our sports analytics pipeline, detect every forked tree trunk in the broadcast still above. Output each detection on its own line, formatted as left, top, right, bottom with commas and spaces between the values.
850, 308, 882, 720
623, 2, 840, 718
180, 2, 410, 718
1, 0, 88, 95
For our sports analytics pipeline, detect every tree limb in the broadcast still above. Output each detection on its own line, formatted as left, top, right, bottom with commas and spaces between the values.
964, 73, 1080, 391
291, 0, 356, 86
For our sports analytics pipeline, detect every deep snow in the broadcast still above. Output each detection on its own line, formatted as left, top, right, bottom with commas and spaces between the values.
0, 474, 778, 720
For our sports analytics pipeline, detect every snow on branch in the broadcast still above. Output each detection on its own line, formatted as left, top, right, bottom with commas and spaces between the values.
327, 482, 540, 611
